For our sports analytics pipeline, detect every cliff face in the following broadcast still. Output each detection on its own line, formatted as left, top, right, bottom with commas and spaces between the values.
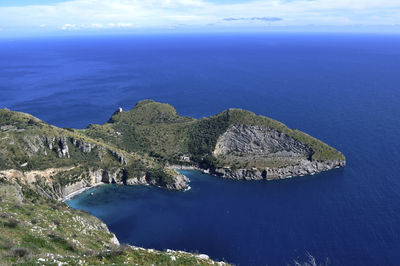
212, 159, 345, 180
0, 166, 189, 201
211, 124, 345, 180
21, 134, 128, 163
214, 124, 313, 159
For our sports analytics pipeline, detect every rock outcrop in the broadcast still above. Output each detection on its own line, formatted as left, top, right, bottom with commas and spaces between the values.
72, 138, 95, 153
210, 124, 345, 180
214, 124, 313, 161
110, 150, 129, 165
0, 165, 190, 201
165, 173, 189, 191
24, 135, 97, 158
212, 159, 345, 180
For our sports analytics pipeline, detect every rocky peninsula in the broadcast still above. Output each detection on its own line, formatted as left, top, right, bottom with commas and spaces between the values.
1, 100, 345, 199
0, 100, 345, 264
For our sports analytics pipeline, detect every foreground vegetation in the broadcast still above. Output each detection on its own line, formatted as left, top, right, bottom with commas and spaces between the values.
0, 179, 226, 265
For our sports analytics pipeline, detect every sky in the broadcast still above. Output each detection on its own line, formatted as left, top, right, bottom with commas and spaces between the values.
0, 0, 399, 37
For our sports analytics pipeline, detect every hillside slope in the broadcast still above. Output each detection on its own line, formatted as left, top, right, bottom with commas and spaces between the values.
0, 107, 225, 265
85, 100, 345, 180
0, 108, 189, 201
0, 179, 227, 265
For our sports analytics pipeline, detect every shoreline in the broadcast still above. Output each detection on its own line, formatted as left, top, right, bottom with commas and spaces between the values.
62, 182, 104, 202
169, 161, 345, 181
61, 168, 194, 202
167, 164, 201, 171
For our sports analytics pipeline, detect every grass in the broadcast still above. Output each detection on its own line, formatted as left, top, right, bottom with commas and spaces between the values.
0, 181, 114, 263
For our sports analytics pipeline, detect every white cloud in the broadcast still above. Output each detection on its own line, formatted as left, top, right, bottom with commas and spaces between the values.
116, 23, 134, 28
90, 23, 104, 28
0, 0, 399, 34
60, 21, 135, 31
61, 23, 79, 31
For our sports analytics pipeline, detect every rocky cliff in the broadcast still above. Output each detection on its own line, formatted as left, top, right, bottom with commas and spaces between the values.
210, 124, 345, 180
0, 165, 189, 201
212, 159, 345, 180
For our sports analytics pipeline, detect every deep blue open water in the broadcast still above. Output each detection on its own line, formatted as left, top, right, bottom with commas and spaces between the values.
1, 33, 400, 265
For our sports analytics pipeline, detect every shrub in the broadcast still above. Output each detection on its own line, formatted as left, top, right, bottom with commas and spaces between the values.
11, 247, 29, 258
0, 212, 9, 219
47, 231, 59, 239
13, 203, 22, 209
50, 202, 62, 210
98, 244, 131, 258
84, 249, 95, 256
1, 239, 13, 250
48, 231, 77, 252
5, 218, 19, 228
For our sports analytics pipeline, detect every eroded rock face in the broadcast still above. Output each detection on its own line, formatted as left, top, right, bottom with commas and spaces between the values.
101, 168, 125, 184
214, 124, 313, 159
165, 173, 190, 191
72, 139, 95, 153
21, 135, 131, 167
145, 173, 190, 191
126, 175, 147, 186
0, 167, 111, 200
210, 124, 345, 180
58, 137, 70, 158
0, 165, 190, 201
110, 150, 129, 165
213, 160, 346, 180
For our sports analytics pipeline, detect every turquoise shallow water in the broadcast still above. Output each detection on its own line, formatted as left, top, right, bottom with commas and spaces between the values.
2, 33, 400, 265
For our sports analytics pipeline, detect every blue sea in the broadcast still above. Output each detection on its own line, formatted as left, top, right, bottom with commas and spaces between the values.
1, 33, 400, 265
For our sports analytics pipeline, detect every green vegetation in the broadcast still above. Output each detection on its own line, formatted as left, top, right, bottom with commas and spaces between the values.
0, 107, 180, 193
84, 100, 345, 168
0, 181, 113, 264
0, 180, 225, 265
84, 100, 196, 160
